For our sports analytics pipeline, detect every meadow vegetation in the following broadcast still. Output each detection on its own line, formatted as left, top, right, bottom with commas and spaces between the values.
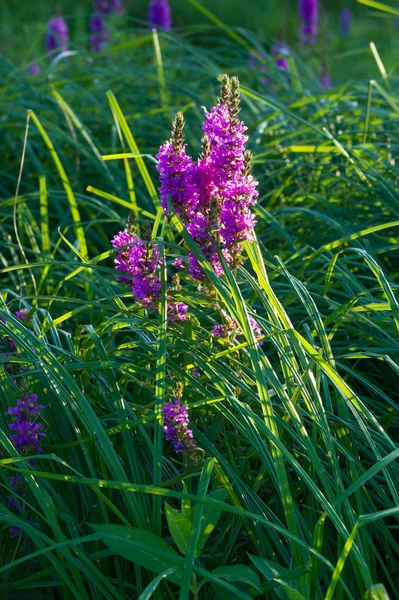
0, 1, 399, 598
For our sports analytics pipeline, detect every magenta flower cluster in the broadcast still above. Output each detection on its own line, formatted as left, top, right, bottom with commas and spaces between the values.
111, 228, 188, 321
110, 77, 262, 457
112, 230, 162, 309
299, 0, 319, 44
149, 0, 172, 31
162, 398, 196, 455
156, 76, 258, 281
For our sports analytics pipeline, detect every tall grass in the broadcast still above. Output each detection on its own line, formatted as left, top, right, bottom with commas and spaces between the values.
1, 19, 399, 600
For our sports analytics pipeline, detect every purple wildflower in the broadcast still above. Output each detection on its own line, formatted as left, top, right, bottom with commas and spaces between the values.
172, 257, 186, 270
271, 42, 290, 71
112, 230, 162, 309
168, 302, 189, 323
9, 422, 45, 455
90, 14, 109, 52
320, 68, 332, 90
248, 315, 263, 344
202, 81, 258, 261
211, 321, 239, 339
9, 527, 22, 539
8, 473, 25, 516
8, 338, 16, 351
248, 52, 267, 72
340, 9, 352, 36
45, 15, 69, 55
162, 386, 196, 455
156, 144, 195, 218
149, 0, 172, 31
94, 0, 123, 14
7, 394, 46, 538
15, 308, 30, 323
156, 76, 258, 281
8, 394, 46, 455
299, 0, 319, 44
28, 64, 41, 75
212, 315, 263, 344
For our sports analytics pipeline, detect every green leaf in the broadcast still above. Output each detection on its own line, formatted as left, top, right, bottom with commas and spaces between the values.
213, 565, 261, 591
165, 503, 192, 555
90, 524, 182, 584
363, 584, 392, 600
325, 523, 359, 600
248, 555, 307, 599
138, 568, 181, 600
196, 488, 227, 555
357, 0, 399, 17
275, 582, 307, 600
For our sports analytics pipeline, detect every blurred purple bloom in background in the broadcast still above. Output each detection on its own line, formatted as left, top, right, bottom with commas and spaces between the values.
27, 64, 41, 75
299, 0, 319, 44
45, 15, 69, 55
149, 0, 172, 30
90, 14, 109, 52
320, 69, 332, 90
271, 42, 290, 71
94, 0, 123, 14
340, 8, 352, 36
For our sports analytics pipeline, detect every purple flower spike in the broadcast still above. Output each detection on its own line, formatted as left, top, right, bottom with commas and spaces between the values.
45, 15, 69, 56
162, 393, 196, 455
8, 394, 46, 455
157, 76, 258, 281
299, 0, 319, 44
149, 0, 172, 31
340, 8, 352, 36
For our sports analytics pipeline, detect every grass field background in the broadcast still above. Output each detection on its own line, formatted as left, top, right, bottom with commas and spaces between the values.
0, 0, 399, 598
